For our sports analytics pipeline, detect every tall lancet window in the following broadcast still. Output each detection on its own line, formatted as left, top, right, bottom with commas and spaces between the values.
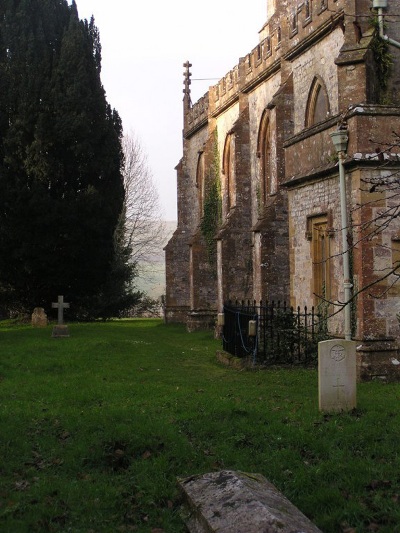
257, 109, 277, 206
305, 77, 330, 126
222, 133, 236, 218
196, 151, 205, 221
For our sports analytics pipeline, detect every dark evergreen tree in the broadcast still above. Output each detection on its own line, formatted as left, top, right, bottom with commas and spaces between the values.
0, 0, 136, 318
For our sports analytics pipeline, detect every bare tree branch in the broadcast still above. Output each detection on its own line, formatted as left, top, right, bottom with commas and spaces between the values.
121, 132, 167, 282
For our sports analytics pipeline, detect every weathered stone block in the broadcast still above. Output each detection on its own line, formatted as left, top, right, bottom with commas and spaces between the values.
357, 339, 400, 382
216, 350, 250, 369
31, 307, 48, 328
187, 310, 216, 332
178, 470, 322, 533
52, 325, 70, 338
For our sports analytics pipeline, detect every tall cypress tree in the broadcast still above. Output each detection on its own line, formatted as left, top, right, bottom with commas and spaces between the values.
0, 0, 133, 318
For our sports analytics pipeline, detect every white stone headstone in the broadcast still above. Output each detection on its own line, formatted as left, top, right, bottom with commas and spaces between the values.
52, 295, 69, 325
318, 339, 357, 412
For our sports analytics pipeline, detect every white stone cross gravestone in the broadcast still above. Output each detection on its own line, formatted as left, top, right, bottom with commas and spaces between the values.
51, 295, 70, 338
318, 339, 357, 412
52, 295, 69, 325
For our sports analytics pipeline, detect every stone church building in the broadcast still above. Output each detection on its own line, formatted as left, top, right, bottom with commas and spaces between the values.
165, 0, 400, 379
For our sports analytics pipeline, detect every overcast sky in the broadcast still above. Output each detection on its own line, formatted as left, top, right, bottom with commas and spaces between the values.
74, 0, 267, 220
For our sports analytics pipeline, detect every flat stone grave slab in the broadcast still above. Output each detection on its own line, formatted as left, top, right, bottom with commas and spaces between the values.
178, 470, 322, 533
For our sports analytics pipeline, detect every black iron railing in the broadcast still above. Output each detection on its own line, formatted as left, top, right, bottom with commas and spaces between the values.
222, 300, 329, 366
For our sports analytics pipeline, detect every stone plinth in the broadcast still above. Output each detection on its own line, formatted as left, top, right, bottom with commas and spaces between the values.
164, 306, 190, 324
318, 339, 357, 412
52, 325, 70, 338
178, 470, 322, 533
216, 350, 250, 369
31, 308, 48, 327
186, 310, 216, 332
356, 339, 400, 382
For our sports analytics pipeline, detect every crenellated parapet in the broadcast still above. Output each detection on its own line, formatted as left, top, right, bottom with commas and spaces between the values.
281, 0, 346, 48
184, 93, 209, 138
239, 36, 282, 95
209, 65, 240, 117
183, 0, 358, 133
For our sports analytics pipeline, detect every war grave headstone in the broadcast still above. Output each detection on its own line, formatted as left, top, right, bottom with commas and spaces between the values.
51, 295, 70, 338
31, 307, 48, 327
318, 339, 357, 412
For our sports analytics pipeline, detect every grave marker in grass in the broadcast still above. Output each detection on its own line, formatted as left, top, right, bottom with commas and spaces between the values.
179, 470, 322, 532
318, 339, 357, 412
31, 307, 48, 327
51, 295, 70, 338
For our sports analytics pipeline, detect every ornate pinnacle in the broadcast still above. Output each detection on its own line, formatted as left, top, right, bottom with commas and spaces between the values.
183, 60, 192, 107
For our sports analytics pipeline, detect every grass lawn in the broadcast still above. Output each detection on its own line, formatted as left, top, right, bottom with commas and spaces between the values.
0, 319, 399, 532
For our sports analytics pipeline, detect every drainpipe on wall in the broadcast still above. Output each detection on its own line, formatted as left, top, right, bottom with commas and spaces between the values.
330, 128, 352, 341
374, 0, 400, 50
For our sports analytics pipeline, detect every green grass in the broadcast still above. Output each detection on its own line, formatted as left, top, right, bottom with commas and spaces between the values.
0, 319, 399, 532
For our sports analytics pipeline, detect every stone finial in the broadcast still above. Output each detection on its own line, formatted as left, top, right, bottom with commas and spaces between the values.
183, 60, 192, 109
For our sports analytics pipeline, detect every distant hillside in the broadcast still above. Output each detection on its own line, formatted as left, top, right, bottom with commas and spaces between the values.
135, 221, 177, 299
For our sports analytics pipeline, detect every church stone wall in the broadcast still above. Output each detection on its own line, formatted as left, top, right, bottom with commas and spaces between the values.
288, 174, 342, 333
351, 165, 400, 342
292, 31, 343, 133
165, 0, 400, 379
248, 72, 281, 226
183, 127, 209, 227
215, 103, 240, 172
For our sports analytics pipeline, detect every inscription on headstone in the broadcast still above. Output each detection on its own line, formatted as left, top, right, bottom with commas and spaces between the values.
318, 339, 357, 412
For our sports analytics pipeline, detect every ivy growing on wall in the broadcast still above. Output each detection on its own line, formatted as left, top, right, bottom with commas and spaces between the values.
200, 129, 222, 263
370, 16, 393, 101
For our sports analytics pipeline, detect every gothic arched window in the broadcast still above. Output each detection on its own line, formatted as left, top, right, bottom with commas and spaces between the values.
222, 133, 236, 217
196, 151, 205, 220
305, 77, 330, 127
257, 109, 277, 205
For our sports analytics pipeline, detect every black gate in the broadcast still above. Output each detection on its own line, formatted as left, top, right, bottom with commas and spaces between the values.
222, 300, 328, 366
